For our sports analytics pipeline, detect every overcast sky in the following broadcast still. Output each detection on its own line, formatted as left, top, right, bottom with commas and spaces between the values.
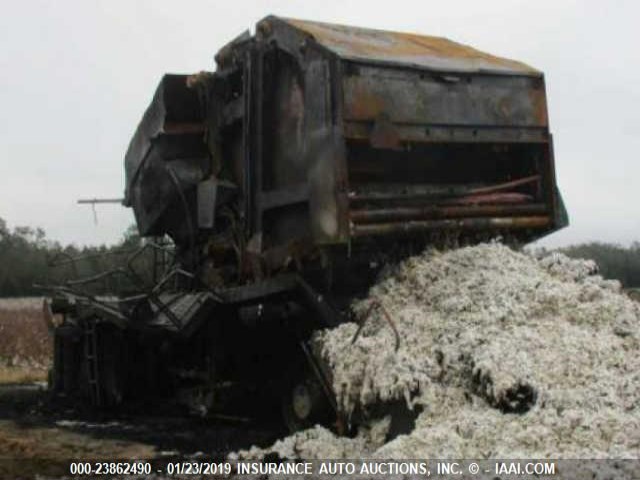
1, 0, 638, 247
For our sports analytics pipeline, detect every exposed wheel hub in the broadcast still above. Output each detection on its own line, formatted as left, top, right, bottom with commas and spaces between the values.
292, 384, 313, 420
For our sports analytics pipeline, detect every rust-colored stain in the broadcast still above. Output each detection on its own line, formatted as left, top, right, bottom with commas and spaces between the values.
284, 18, 540, 75
345, 81, 386, 119
529, 82, 549, 126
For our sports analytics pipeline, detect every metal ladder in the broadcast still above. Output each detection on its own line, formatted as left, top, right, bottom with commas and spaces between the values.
83, 320, 102, 407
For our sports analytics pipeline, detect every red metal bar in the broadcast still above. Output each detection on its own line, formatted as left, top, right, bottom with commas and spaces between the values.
350, 203, 547, 224
350, 215, 551, 237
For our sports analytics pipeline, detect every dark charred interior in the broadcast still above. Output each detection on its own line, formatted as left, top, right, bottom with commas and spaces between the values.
347, 142, 545, 188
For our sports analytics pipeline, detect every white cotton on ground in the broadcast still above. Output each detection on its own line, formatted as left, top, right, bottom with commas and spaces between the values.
227, 418, 392, 461
230, 243, 640, 460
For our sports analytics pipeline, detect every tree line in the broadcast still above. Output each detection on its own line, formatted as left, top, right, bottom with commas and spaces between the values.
0, 217, 147, 297
2, 215, 640, 296
554, 242, 640, 289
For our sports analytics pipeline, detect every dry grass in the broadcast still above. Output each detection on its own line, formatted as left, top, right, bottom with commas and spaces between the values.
0, 365, 46, 383
0, 297, 52, 383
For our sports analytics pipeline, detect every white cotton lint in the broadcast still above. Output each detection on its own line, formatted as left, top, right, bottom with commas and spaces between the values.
230, 243, 640, 462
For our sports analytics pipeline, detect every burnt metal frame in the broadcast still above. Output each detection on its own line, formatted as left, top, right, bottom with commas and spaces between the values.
236, 18, 564, 250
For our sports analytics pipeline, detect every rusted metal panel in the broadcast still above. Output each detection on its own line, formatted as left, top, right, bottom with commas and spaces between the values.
343, 123, 548, 143
342, 65, 548, 128
281, 18, 540, 75
350, 216, 551, 237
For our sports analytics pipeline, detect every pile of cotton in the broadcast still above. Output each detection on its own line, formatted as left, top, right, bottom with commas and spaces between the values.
231, 243, 640, 462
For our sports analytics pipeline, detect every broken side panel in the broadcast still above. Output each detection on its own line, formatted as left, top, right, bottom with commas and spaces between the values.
124, 75, 210, 241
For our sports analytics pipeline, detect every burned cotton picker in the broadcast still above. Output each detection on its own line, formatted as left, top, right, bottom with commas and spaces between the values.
47, 16, 567, 433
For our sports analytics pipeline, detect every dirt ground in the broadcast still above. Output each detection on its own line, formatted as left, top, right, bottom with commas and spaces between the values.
0, 384, 155, 478
0, 384, 281, 479
0, 298, 281, 479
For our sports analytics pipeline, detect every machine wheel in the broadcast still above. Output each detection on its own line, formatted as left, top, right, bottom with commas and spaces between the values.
281, 372, 333, 432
